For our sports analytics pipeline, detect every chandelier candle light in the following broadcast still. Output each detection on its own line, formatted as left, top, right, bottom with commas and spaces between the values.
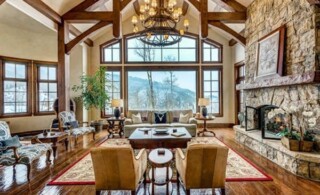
111, 99, 123, 118
131, 0, 190, 46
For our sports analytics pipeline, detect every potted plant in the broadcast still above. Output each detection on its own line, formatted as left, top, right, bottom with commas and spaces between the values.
278, 127, 301, 151
300, 130, 315, 152
72, 67, 110, 132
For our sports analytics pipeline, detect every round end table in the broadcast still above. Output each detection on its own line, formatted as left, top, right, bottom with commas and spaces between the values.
148, 148, 173, 195
196, 117, 216, 137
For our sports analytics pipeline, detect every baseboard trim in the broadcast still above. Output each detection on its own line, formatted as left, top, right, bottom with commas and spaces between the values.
198, 123, 234, 128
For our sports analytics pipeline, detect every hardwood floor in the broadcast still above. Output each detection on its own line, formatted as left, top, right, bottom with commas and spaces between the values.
1, 128, 320, 195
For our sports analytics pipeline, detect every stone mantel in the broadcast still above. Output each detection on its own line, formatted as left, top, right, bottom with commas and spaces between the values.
236, 71, 320, 91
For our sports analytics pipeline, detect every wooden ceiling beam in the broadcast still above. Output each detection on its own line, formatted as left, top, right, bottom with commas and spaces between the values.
69, 25, 94, 47
23, 0, 61, 23
201, 0, 208, 38
0, 0, 6, 5
182, 1, 189, 15
113, 0, 121, 38
63, 11, 113, 22
209, 21, 245, 45
220, 0, 246, 12
186, 0, 200, 11
207, 12, 246, 22
66, 21, 111, 53
229, 39, 237, 46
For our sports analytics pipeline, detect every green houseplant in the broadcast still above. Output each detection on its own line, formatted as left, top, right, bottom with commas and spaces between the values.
72, 67, 109, 131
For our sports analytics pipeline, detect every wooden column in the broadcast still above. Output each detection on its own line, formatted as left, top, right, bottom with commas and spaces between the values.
58, 20, 70, 112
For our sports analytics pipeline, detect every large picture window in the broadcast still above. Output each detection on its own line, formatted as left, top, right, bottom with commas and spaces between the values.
126, 36, 198, 63
104, 70, 121, 116
35, 63, 57, 114
1, 60, 31, 116
203, 67, 223, 116
202, 40, 223, 63
101, 40, 121, 63
127, 70, 197, 112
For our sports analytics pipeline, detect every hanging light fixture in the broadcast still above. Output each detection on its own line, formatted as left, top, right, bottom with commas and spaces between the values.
131, 0, 190, 46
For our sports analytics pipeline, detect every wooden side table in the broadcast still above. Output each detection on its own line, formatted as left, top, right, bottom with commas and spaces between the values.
196, 117, 216, 137
36, 132, 69, 158
106, 117, 125, 138
148, 148, 173, 195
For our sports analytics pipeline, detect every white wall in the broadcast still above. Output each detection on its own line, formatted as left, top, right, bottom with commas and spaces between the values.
232, 43, 245, 64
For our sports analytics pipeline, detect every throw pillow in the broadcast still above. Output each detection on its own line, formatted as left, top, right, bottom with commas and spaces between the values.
66, 121, 79, 128
132, 113, 142, 124
154, 112, 167, 124
1, 135, 22, 148
179, 113, 189, 123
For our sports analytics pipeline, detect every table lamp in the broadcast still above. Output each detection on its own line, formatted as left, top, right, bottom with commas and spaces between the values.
198, 98, 210, 118
111, 99, 123, 118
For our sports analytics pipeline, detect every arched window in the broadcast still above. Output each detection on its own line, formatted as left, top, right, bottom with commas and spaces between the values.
125, 35, 198, 63
100, 39, 121, 63
202, 39, 223, 63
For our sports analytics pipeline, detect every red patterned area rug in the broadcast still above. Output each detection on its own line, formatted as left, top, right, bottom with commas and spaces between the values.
48, 137, 272, 185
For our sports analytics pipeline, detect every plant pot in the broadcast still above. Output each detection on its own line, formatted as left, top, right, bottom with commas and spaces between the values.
281, 136, 300, 151
299, 140, 314, 152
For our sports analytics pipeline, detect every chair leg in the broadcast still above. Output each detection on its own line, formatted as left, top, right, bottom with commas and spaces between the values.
75, 136, 78, 146
46, 149, 52, 163
26, 164, 31, 181
186, 189, 190, 195
177, 171, 180, 192
143, 171, 147, 190
93, 132, 96, 140
131, 190, 136, 195
221, 188, 226, 195
95, 190, 101, 195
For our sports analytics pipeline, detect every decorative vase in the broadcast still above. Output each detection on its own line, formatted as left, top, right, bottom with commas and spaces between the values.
202, 106, 207, 117
238, 112, 245, 128
114, 107, 120, 118
43, 130, 48, 136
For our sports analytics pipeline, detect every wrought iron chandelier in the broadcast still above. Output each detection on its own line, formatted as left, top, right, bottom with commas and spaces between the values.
131, 0, 189, 46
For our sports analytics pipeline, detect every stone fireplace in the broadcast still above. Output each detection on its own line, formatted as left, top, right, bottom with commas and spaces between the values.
235, 0, 320, 181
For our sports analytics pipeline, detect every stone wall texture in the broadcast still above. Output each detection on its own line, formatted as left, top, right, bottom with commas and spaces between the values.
244, 0, 320, 137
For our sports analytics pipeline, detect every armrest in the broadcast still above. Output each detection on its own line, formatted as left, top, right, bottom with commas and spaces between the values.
124, 118, 133, 125
135, 148, 146, 160
176, 148, 185, 160
188, 117, 197, 125
1, 146, 19, 160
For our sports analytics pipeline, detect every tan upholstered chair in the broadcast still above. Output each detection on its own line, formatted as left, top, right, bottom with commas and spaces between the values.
91, 146, 147, 195
175, 143, 229, 195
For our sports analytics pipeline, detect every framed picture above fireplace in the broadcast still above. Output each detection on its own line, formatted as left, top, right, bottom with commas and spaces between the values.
255, 25, 286, 80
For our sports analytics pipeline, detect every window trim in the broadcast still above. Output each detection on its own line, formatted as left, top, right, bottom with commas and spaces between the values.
201, 66, 223, 117
123, 33, 199, 64
101, 66, 123, 118
34, 61, 58, 116
0, 57, 32, 117
124, 66, 200, 115
201, 39, 223, 64
100, 39, 122, 64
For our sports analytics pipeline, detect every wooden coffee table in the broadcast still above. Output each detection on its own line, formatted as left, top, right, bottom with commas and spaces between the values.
36, 132, 68, 158
148, 148, 173, 195
128, 127, 192, 149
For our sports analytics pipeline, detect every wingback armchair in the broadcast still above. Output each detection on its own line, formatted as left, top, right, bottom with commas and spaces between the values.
91, 146, 147, 195
175, 143, 229, 195
0, 121, 52, 181
58, 111, 95, 145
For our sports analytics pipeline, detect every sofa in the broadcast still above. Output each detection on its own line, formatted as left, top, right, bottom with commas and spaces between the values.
124, 110, 197, 137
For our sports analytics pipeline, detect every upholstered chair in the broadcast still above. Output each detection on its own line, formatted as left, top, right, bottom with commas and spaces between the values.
91, 146, 147, 195
175, 143, 229, 195
0, 121, 52, 181
58, 111, 95, 145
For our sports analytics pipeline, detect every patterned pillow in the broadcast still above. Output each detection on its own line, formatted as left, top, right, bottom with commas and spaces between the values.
66, 121, 79, 128
154, 112, 167, 124
132, 113, 142, 124
1, 135, 21, 148
179, 113, 189, 123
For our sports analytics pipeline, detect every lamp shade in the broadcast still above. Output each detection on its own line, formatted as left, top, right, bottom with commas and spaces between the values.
111, 99, 123, 107
198, 98, 210, 106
